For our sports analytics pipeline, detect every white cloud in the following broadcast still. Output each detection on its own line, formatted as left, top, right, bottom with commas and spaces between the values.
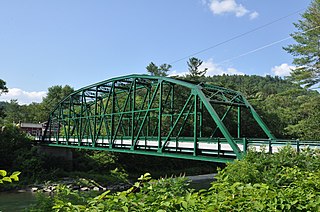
201, 59, 244, 75
0, 88, 46, 105
209, 0, 248, 17
169, 59, 244, 77
249, 11, 259, 20
169, 70, 189, 77
271, 63, 295, 77
207, 0, 258, 19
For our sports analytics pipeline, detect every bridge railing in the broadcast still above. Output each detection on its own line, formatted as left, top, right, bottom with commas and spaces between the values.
36, 135, 320, 163
244, 138, 320, 154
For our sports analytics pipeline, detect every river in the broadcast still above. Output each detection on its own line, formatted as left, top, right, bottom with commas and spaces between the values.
0, 191, 36, 212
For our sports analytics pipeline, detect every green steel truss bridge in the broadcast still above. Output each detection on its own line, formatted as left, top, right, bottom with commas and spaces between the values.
41, 74, 320, 163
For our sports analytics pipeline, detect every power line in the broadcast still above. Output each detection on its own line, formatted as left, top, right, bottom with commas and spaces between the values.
169, 8, 305, 65
217, 37, 292, 65
216, 25, 320, 65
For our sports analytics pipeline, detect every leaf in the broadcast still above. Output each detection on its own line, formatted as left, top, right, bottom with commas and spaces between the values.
10, 175, 19, 181
11, 171, 21, 176
2, 177, 12, 183
122, 206, 128, 212
133, 182, 140, 187
181, 201, 188, 209
95, 190, 111, 200
138, 172, 151, 181
0, 170, 7, 177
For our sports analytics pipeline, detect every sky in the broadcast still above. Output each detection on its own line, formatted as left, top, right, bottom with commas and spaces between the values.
0, 0, 313, 104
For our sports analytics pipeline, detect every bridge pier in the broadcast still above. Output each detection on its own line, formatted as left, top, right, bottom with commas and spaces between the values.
38, 146, 73, 170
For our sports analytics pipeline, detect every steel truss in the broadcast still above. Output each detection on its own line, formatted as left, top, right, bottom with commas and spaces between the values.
42, 74, 283, 163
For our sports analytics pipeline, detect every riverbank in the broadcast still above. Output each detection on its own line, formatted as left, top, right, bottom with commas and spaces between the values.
0, 173, 217, 211
26, 173, 217, 193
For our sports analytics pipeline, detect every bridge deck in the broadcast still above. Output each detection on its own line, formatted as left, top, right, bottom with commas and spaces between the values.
39, 137, 320, 163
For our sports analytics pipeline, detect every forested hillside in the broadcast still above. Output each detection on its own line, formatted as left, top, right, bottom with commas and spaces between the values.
202, 74, 320, 140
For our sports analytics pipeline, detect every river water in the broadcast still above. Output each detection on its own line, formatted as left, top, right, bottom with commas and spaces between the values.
0, 191, 36, 212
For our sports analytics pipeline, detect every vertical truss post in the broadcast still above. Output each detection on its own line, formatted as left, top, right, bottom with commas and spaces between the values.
237, 106, 241, 138
78, 92, 84, 146
147, 87, 151, 138
93, 87, 98, 147
57, 104, 62, 144
193, 94, 198, 156
157, 80, 163, 151
268, 139, 272, 154
128, 86, 132, 137
242, 137, 247, 154
110, 82, 115, 148
67, 98, 72, 144
217, 137, 221, 157
296, 140, 300, 153
62, 104, 68, 143
83, 97, 94, 146
199, 100, 203, 138
43, 114, 51, 143
170, 84, 174, 130
131, 79, 136, 144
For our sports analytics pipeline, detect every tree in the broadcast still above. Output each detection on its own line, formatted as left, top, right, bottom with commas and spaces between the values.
41, 85, 74, 114
3, 100, 24, 124
0, 79, 8, 95
146, 62, 171, 76
187, 57, 207, 79
284, 0, 320, 88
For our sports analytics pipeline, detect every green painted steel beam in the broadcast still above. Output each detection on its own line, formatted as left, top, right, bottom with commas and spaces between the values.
45, 143, 234, 163
42, 74, 283, 162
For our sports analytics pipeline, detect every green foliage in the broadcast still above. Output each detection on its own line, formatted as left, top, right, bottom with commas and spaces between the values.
40, 85, 74, 120
284, 95, 320, 139
0, 124, 31, 169
217, 146, 320, 186
28, 192, 55, 212
284, 0, 320, 88
0, 79, 8, 95
0, 170, 21, 184
186, 57, 207, 80
203, 74, 320, 140
39, 173, 192, 212
37, 146, 320, 211
146, 62, 172, 76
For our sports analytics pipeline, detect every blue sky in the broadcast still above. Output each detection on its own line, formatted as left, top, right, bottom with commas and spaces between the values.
0, 0, 312, 104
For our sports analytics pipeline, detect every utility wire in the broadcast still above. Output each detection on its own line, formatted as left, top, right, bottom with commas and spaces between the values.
169, 8, 305, 65
216, 25, 320, 65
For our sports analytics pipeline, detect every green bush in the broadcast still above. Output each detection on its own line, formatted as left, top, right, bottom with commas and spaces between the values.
36, 146, 320, 211
218, 146, 320, 187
